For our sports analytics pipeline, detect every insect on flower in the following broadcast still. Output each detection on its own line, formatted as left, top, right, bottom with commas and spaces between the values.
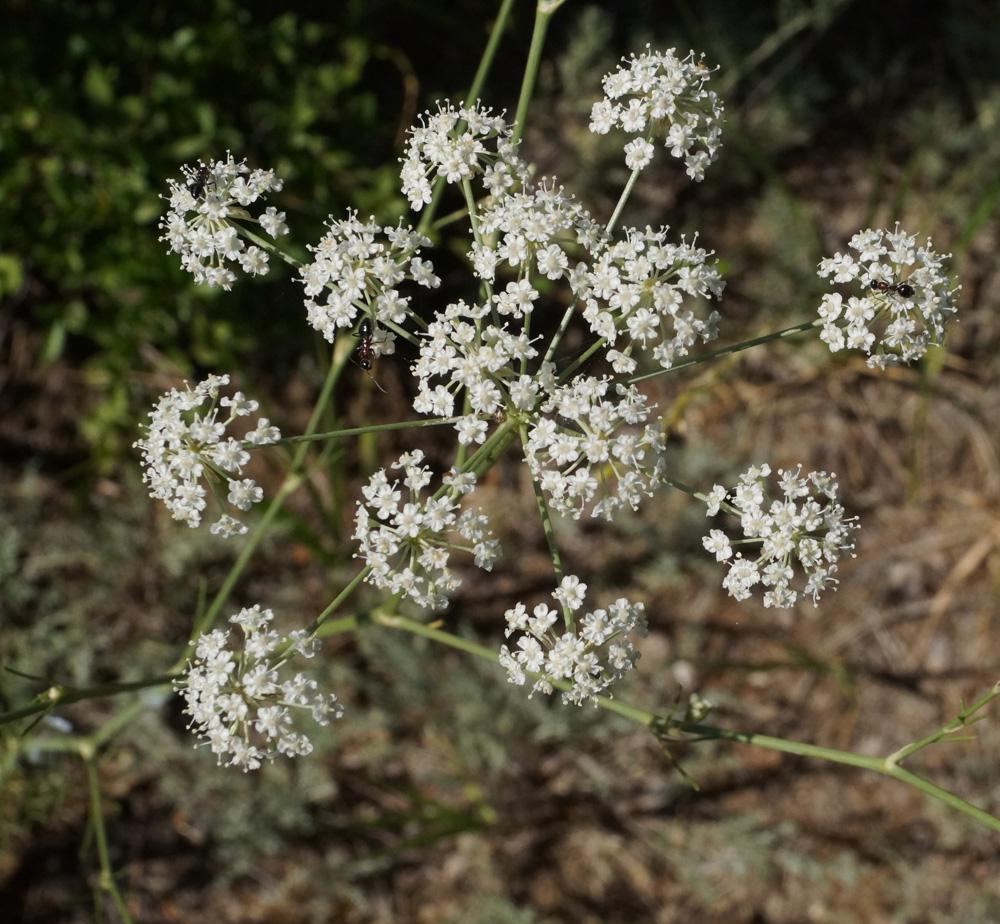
187, 164, 213, 200
869, 275, 915, 300
354, 317, 387, 393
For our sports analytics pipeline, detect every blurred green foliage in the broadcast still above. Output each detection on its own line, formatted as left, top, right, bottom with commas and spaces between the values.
0, 0, 411, 464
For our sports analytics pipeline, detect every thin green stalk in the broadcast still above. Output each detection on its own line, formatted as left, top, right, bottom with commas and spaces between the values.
657, 472, 744, 518
670, 721, 1000, 832
467, 0, 518, 107
308, 568, 372, 635
177, 470, 304, 669
655, 473, 702, 498
512, 1, 568, 145
555, 331, 609, 383
629, 318, 824, 384
371, 614, 1000, 832
178, 350, 347, 665
605, 163, 645, 235
460, 416, 520, 479
0, 678, 174, 728
542, 302, 584, 368
236, 223, 304, 270
282, 415, 463, 446
416, 0, 518, 237
374, 611, 503, 662
519, 423, 566, 620
886, 682, 1000, 768
85, 755, 135, 924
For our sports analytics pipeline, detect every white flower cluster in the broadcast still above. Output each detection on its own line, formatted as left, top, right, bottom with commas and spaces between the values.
178, 605, 343, 772
574, 225, 724, 371
475, 187, 724, 373
404, 159, 721, 516
159, 154, 288, 289
134, 374, 280, 537
473, 179, 604, 284
524, 377, 667, 520
589, 46, 724, 180
400, 101, 530, 211
499, 576, 647, 706
817, 225, 959, 369
300, 211, 441, 344
354, 450, 501, 609
411, 299, 545, 443
702, 464, 857, 608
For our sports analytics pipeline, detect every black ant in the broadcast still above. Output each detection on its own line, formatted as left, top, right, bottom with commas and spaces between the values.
187, 164, 212, 200
869, 275, 915, 300
354, 317, 387, 393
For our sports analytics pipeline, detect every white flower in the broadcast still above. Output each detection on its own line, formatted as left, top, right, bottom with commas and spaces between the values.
354, 453, 499, 609
554, 575, 588, 611
592, 47, 724, 180
400, 100, 529, 211
704, 484, 728, 516
177, 606, 343, 771
624, 137, 655, 169
703, 465, 857, 608
816, 225, 959, 368
577, 225, 724, 369
159, 154, 286, 289
499, 582, 647, 706
703, 529, 731, 561
524, 378, 666, 520
134, 376, 280, 534
298, 211, 438, 344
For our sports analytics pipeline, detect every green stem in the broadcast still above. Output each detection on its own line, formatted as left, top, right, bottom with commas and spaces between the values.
461, 416, 520, 479
416, 0, 518, 237
512, 1, 567, 145
556, 330, 608, 383
669, 721, 1000, 832
85, 756, 135, 924
519, 423, 568, 624
374, 611, 503, 662
308, 568, 372, 635
282, 415, 462, 446
885, 682, 1000, 768
542, 303, 582, 369
467, 0, 518, 106
177, 350, 347, 667
658, 472, 743, 518
0, 678, 175, 728
605, 163, 644, 235
371, 614, 1000, 832
236, 224, 304, 270
630, 318, 823, 384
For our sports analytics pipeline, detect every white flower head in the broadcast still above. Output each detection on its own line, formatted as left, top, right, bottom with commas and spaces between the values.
524, 377, 667, 520
299, 211, 439, 344
590, 47, 724, 180
134, 376, 280, 534
576, 225, 724, 369
400, 100, 530, 211
159, 154, 286, 289
354, 452, 500, 609
817, 225, 959, 368
177, 605, 343, 771
704, 464, 858, 608
500, 580, 647, 706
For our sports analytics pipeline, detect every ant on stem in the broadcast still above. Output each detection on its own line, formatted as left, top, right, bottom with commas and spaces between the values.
354, 317, 387, 393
